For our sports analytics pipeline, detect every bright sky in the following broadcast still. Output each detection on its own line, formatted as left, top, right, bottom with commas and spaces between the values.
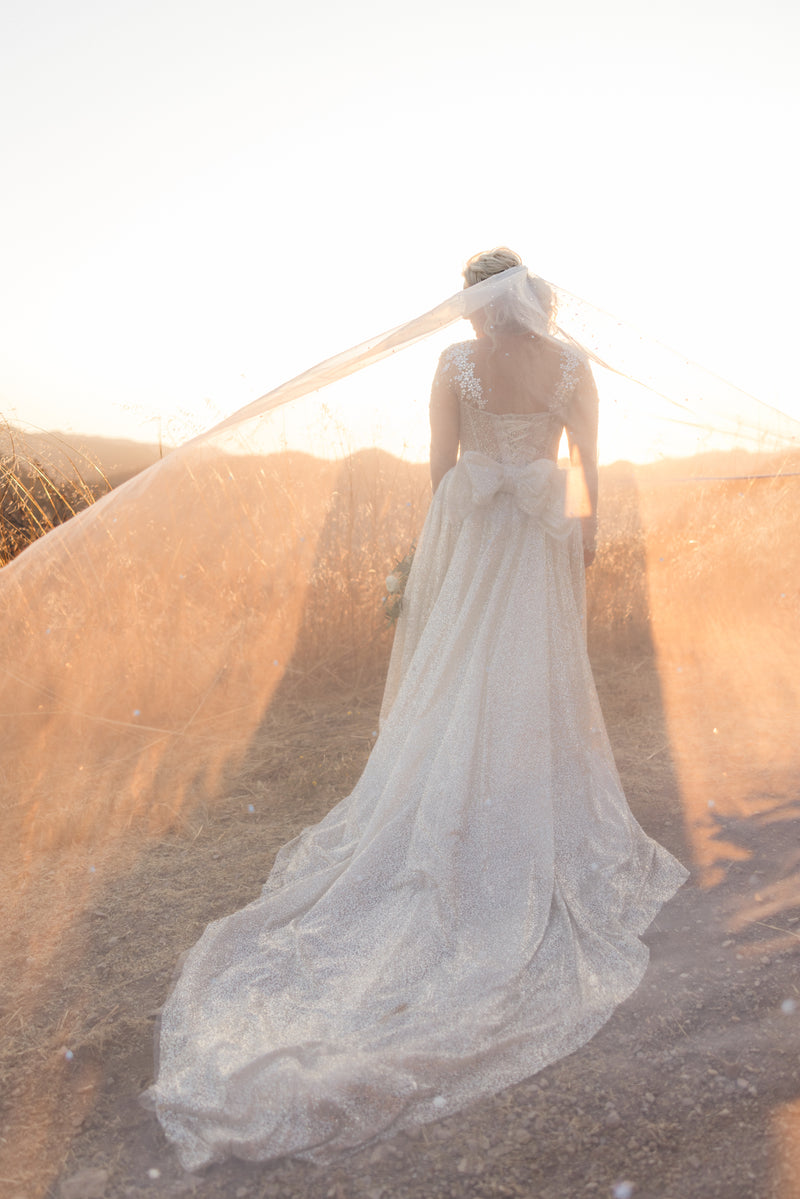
2, 0, 799, 456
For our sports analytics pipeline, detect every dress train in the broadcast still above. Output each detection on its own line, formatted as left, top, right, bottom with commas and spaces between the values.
144, 451, 688, 1170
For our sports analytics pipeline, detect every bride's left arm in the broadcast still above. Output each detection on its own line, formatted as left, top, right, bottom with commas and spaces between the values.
565, 360, 600, 567
429, 355, 460, 492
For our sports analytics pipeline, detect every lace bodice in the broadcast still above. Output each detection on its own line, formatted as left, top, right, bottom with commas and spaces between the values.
458, 405, 564, 464
433, 340, 582, 465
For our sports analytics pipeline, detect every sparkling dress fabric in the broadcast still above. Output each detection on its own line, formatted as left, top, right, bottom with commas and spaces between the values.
145, 339, 689, 1171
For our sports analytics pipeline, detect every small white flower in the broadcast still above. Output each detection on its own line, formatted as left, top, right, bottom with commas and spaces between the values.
385, 574, 401, 593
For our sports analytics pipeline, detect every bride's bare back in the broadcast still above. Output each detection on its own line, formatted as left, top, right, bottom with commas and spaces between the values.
464, 333, 576, 416
429, 333, 600, 560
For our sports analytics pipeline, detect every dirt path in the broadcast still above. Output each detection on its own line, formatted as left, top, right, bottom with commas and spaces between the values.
3, 656, 799, 1199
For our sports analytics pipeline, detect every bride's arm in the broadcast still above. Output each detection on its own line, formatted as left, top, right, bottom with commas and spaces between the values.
429, 357, 460, 492
565, 360, 599, 567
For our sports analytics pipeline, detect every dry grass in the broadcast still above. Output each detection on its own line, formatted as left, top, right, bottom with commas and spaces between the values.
2, 433, 797, 879
1, 439, 799, 1197
3, 436, 797, 859
1, 435, 796, 910
0, 418, 111, 565
278, 449, 431, 691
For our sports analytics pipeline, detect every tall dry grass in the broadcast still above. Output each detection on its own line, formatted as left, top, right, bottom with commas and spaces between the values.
289, 449, 800, 685
281, 449, 430, 691
603, 453, 800, 883
3, 432, 798, 1199
0, 419, 111, 566
2, 428, 798, 867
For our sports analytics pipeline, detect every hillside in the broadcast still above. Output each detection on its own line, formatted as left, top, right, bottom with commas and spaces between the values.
0, 426, 165, 488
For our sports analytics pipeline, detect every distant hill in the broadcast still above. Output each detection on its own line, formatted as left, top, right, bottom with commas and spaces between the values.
4, 425, 798, 497
0, 427, 166, 489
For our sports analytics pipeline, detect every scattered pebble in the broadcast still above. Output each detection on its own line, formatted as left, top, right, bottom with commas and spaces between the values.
781, 998, 797, 1015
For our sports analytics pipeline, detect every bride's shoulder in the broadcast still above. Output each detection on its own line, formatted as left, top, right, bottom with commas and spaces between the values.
438, 340, 476, 370
433, 341, 478, 390
549, 337, 584, 363
553, 339, 591, 384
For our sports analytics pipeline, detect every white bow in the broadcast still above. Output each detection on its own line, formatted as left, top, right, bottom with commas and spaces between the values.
448, 453, 573, 540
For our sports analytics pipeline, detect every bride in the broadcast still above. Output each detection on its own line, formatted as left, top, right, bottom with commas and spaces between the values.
144, 248, 689, 1170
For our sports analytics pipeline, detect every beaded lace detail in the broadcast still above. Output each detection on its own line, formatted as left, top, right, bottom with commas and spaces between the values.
438, 341, 582, 465
441, 342, 485, 408
551, 347, 581, 419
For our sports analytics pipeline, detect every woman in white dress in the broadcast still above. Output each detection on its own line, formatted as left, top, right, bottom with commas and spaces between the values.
144, 249, 688, 1170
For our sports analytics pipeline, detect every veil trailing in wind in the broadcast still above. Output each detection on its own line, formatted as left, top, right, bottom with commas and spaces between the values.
2, 260, 800, 1179
1, 263, 798, 873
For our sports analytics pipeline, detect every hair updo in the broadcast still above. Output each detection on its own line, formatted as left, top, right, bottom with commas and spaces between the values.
462, 247, 556, 338
462, 247, 523, 287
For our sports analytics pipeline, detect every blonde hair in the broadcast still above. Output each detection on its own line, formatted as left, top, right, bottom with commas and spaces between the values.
462, 247, 556, 337
462, 247, 523, 287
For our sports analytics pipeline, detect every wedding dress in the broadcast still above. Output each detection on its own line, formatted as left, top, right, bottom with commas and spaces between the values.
144, 330, 689, 1170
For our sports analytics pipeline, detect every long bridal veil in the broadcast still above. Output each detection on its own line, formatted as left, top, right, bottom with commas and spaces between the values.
2, 265, 799, 1177
3, 268, 797, 858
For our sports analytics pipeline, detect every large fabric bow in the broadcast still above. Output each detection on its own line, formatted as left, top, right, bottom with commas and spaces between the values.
448, 452, 574, 540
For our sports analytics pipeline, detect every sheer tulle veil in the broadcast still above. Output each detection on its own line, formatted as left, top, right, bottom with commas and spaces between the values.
2, 258, 799, 982
1, 262, 800, 1160
2, 260, 799, 855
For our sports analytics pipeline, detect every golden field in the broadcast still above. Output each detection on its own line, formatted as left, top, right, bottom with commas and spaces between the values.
1, 435, 799, 1199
